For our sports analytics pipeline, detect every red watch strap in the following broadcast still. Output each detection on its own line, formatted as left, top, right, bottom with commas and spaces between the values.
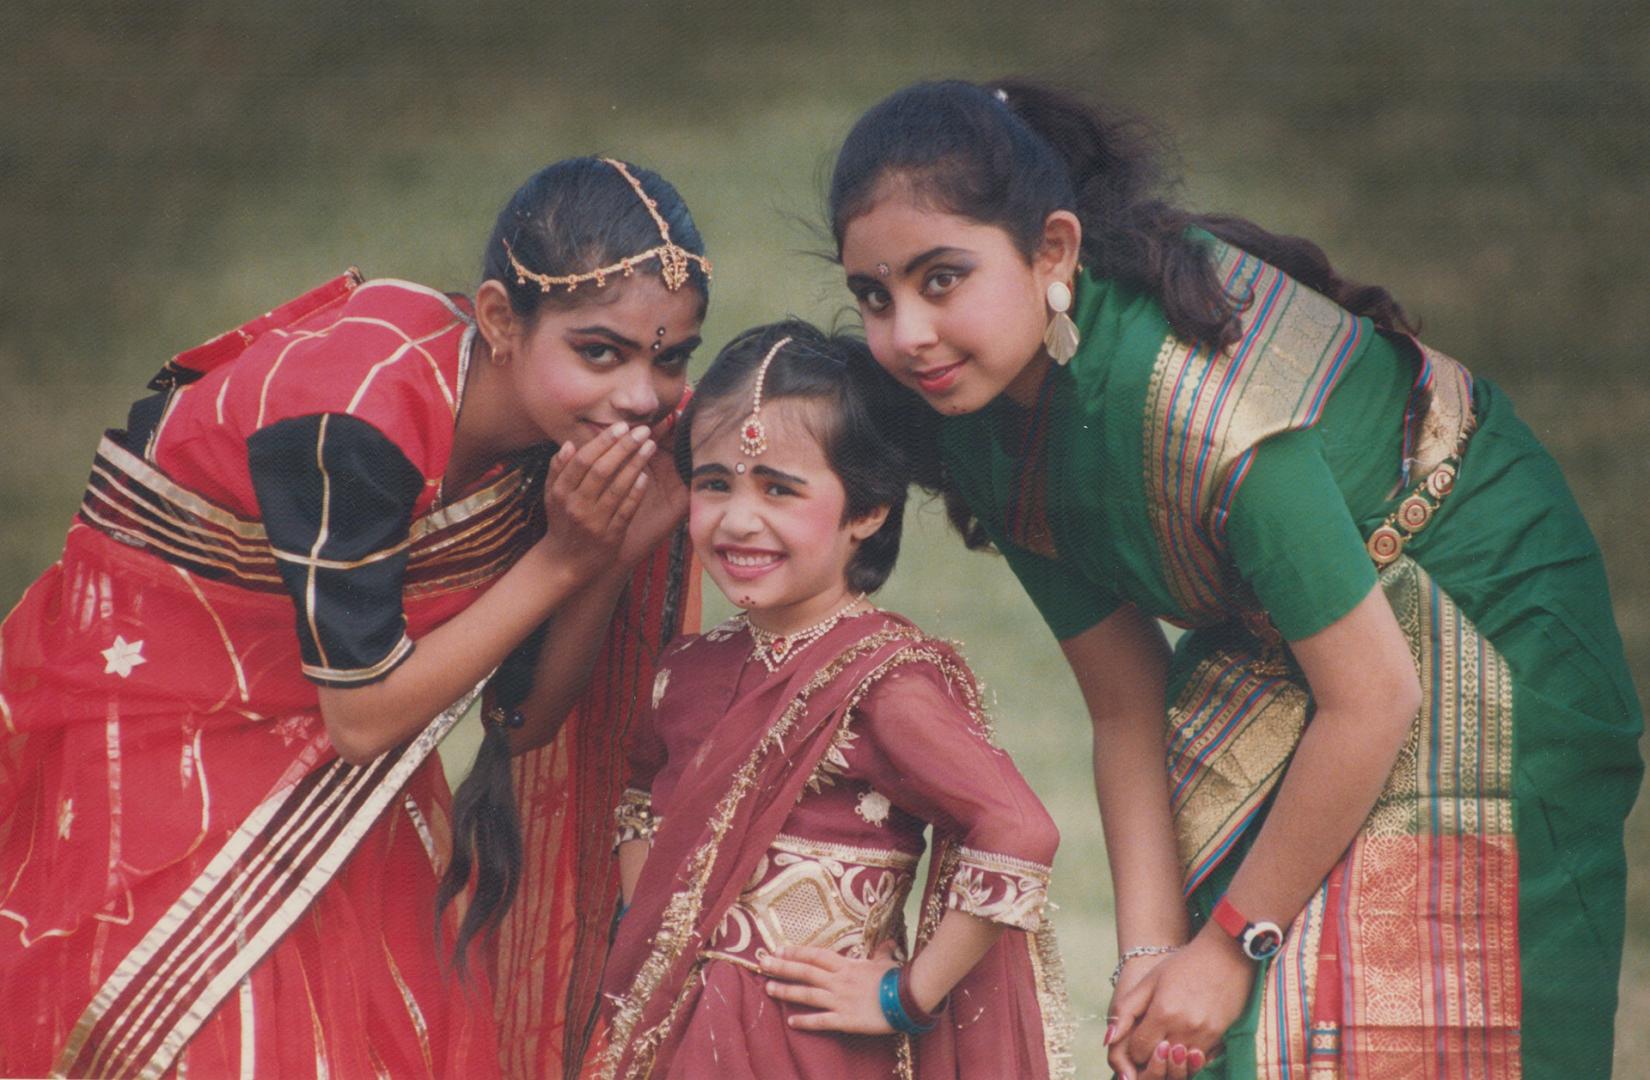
1211, 896, 1248, 940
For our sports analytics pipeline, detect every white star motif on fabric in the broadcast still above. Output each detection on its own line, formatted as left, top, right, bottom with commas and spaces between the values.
855, 788, 891, 827
101, 636, 147, 678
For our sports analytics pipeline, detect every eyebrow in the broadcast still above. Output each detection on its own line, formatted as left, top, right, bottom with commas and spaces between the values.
567, 325, 642, 350
845, 245, 973, 287
752, 464, 808, 486
688, 462, 808, 487
658, 335, 703, 359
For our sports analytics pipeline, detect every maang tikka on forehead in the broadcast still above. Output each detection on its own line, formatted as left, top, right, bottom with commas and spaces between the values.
501, 158, 713, 294
739, 336, 791, 457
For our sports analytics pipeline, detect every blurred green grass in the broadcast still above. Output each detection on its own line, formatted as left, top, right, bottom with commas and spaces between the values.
3, 3, 1646, 1073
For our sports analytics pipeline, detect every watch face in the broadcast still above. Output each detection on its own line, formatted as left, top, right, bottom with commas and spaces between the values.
1243, 923, 1283, 961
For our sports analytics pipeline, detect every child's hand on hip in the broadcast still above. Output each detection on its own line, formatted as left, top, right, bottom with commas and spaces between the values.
760, 945, 898, 1035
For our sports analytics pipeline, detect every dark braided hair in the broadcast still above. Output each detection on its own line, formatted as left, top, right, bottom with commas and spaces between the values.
437, 157, 708, 974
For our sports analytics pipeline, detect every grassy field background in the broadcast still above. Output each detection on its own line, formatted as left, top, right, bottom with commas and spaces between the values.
4, 3, 1646, 1073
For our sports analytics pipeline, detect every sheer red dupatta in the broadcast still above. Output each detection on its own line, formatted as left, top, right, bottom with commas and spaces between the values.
594, 613, 1074, 1080
595, 616, 925, 1079
911, 845, 1075, 1080
490, 422, 702, 1079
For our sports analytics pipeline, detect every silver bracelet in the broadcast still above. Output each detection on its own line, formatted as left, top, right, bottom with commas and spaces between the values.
1109, 945, 1180, 988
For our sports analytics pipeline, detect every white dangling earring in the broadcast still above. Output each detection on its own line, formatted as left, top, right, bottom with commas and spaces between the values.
1044, 280, 1080, 366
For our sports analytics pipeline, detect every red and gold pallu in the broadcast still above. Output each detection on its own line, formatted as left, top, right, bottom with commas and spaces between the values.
1143, 245, 1517, 1076
0, 271, 693, 1079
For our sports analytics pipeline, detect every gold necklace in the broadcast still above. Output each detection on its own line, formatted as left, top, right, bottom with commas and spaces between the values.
744, 594, 869, 673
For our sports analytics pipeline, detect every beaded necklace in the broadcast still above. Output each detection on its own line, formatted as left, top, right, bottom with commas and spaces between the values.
742, 594, 869, 673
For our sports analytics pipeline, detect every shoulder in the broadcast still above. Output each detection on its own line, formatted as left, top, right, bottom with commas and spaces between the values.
853, 616, 984, 713
249, 280, 470, 416
242, 279, 473, 469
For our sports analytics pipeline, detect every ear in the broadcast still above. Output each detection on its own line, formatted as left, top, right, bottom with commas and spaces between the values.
847, 504, 891, 542
1034, 210, 1083, 287
473, 279, 523, 355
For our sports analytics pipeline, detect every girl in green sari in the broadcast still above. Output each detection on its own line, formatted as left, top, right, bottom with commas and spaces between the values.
807, 79, 1642, 1078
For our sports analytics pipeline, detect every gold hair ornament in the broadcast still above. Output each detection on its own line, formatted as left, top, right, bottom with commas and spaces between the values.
502, 158, 712, 294
740, 335, 791, 457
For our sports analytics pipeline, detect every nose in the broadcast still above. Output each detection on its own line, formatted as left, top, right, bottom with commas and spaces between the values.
610, 363, 661, 424
890, 300, 938, 359
719, 490, 762, 539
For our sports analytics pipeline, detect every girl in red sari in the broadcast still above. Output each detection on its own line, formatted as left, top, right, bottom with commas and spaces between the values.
594, 320, 1073, 1080
0, 157, 707, 1079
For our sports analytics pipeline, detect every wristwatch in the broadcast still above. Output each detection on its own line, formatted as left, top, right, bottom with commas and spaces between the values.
1211, 896, 1283, 961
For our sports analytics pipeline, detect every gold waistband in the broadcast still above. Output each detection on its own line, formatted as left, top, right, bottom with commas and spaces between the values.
701, 833, 917, 971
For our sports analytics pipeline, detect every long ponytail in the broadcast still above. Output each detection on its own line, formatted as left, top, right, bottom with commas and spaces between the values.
828, 79, 1416, 547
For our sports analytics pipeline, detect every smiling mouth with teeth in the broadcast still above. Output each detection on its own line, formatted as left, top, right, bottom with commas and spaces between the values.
723, 551, 781, 566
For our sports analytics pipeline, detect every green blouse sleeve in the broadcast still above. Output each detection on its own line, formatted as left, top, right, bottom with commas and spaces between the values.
990, 525, 1123, 641
1225, 428, 1377, 641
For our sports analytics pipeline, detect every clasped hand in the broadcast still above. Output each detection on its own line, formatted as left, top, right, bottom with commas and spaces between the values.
1106, 931, 1251, 1079
538, 420, 687, 579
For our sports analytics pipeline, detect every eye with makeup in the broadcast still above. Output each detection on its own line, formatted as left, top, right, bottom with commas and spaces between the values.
922, 264, 970, 296
654, 347, 694, 373
851, 283, 891, 314
573, 341, 622, 366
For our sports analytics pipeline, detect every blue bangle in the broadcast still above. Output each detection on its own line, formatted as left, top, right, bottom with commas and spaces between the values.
878, 966, 935, 1035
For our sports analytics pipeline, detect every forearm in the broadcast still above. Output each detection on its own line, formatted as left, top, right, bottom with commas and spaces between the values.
905, 910, 1007, 1013
1061, 608, 1188, 951
1093, 716, 1191, 950
617, 839, 649, 905
318, 544, 583, 762
1212, 585, 1419, 946
1210, 702, 1410, 942
507, 565, 631, 754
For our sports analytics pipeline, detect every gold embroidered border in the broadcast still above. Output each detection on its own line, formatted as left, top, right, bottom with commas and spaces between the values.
1028, 920, 1078, 1080
1245, 556, 1519, 1076
1140, 243, 1359, 620
703, 839, 914, 968
768, 832, 921, 872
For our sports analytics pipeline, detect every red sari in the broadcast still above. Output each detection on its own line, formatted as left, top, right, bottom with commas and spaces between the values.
594, 611, 1074, 1080
0, 273, 689, 1079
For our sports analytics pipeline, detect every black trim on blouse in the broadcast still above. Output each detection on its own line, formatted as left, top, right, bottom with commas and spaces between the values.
248, 412, 426, 687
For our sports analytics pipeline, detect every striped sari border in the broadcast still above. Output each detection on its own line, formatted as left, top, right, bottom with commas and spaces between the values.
53, 684, 481, 1079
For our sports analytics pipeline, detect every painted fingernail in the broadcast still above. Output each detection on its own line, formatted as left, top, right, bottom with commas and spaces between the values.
1171, 1044, 1187, 1065
1103, 1022, 1117, 1045
1155, 1040, 1170, 1061
1188, 1048, 1206, 1072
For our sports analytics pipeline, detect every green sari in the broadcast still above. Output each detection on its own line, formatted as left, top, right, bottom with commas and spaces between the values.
939, 241, 1642, 1077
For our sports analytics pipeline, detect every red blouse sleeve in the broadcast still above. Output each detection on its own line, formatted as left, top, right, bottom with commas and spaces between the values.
613, 642, 683, 848
854, 655, 1059, 930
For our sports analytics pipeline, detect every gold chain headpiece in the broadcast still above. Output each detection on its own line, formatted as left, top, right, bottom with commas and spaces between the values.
502, 158, 712, 294
740, 336, 791, 456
